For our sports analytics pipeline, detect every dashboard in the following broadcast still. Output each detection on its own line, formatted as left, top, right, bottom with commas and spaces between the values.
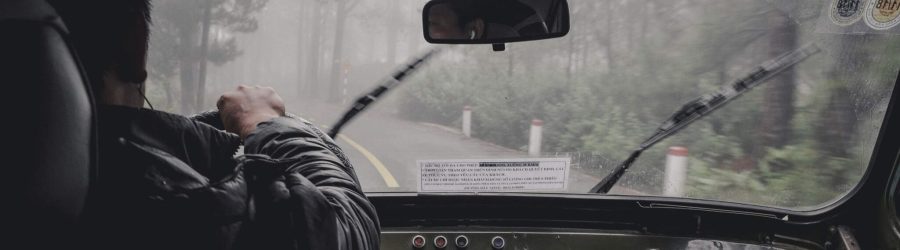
370, 194, 818, 250
380, 227, 794, 249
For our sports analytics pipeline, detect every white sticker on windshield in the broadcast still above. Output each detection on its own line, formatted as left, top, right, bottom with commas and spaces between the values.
864, 0, 900, 30
816, 0, 900, 33
418, 158, 570, 192
830, 0, 866, 26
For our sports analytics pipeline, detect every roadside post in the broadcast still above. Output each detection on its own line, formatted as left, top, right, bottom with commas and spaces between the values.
340, 63, 351, 105
663, 146, 688, 197
463, 106, 472, 138
528, 119, 543, 156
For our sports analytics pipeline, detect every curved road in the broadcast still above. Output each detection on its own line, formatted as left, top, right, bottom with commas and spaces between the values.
290, 101, 623, 194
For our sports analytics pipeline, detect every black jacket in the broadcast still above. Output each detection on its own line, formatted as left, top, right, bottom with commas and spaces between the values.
87, 105, 380, 250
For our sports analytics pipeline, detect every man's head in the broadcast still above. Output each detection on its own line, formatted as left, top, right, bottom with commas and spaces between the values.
47, 0, 152, 107
428, 0, 485, 40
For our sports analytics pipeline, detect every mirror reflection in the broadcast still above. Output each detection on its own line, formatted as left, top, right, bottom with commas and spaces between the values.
425, 0, 569, 42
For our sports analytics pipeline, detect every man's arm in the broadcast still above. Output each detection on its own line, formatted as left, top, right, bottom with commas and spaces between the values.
218, 86, 379, 250
243, 117, 380, 250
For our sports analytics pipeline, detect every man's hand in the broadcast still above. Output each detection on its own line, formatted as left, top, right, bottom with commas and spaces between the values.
217, 85, 286, 139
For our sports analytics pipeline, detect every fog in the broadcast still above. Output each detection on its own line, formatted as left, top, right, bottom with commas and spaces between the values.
147, 0, 429, 113
145, 0, 900, 208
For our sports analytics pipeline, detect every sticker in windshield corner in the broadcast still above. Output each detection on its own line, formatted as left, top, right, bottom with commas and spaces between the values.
864, 0, 900, 30
830, 0, 866, 26
418, 158, 570, 192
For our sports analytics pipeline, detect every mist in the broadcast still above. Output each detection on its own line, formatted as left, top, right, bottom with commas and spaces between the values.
145, 0, 900, 208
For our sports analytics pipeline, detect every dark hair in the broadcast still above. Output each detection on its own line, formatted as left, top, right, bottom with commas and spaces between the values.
46, 0, 152, 87
444, 0, 537, 30
443, 0, 483, 30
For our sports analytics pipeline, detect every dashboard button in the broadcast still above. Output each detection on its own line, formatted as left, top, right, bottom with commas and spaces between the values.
434, 235, 448, 249
455, 235, 469, 248
411, 235, 426, 249
491, 236, 505, 249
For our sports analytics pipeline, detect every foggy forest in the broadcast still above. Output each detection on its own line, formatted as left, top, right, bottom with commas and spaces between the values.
145, 0, 900, 210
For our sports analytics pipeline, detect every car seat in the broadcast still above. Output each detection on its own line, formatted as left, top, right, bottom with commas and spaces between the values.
1, 0, 97, 247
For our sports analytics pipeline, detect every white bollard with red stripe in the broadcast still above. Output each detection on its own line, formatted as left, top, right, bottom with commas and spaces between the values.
462, 106, 472, 138
528, 119, 543, 156
663, 146, 689, 197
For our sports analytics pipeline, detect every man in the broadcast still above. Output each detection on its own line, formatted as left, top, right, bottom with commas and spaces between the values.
46, 0, 380, 249
427, 0, 547, 40
428, 1, 486, 40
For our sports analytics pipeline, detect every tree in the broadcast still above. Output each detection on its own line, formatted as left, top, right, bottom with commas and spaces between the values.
149, 0, 268, 114
196, 0, 213, 110
327, 0, 361, 103
385, 0, 400, 65
302, 0, 326, 98
759, 6, 799, 152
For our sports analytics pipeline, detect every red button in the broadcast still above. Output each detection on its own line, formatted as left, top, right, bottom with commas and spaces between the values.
434, 235, 448, 248
411, 235, 426, 249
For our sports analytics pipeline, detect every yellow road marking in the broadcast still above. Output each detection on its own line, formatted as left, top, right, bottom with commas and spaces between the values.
337, 134, 400, 188
314, 123, 398, 188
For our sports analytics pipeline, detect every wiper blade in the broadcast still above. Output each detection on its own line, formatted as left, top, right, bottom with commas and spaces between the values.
328, 47, 444, 138
589, 43, 822, 194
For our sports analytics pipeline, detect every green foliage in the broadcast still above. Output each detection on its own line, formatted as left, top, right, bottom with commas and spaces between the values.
140, 0, 900, 209
394, 0, 900, 209
685, 144, 864, 209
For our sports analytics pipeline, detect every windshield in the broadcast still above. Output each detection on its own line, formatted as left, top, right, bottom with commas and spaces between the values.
146, 0, 900, 211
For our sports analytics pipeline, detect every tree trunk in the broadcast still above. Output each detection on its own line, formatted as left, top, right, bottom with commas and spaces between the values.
386, 0, 399, 65
327, 0, 351, 103
759, 10, 798, 150
815, 35, 870, 158
164, 80, 173, 110
305, 1, 323, 99
743, 9, 800, 171
566, 34, 575, 83
816, 85, 855, 156
180, 62, 197, 114
579, 34, 589, 79
406, 1, 422, 59
179, 24, 199, 114
196, 0, 212, 111
297, 1, 309, 98
604, 1, 616, 73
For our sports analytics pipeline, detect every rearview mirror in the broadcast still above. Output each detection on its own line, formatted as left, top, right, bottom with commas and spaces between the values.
423, 0, 570, 44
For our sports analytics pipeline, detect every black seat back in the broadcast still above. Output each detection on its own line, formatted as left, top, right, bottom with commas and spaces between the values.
1, 0, 96, 247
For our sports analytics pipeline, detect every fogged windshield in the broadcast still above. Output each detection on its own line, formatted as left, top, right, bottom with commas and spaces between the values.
146, 0, 900, 210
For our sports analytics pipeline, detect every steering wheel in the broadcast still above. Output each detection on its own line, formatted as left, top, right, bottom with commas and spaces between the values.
189, 110, 303, 131
190, 110, 226, 130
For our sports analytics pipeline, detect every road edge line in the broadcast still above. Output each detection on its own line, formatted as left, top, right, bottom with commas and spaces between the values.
338, 134, 400, 188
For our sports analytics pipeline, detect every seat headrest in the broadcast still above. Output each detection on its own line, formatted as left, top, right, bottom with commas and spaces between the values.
1, 0, 96, 247
0, 0, 68, 31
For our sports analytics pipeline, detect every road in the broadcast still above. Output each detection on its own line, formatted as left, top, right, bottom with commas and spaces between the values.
288, 101, 629, 194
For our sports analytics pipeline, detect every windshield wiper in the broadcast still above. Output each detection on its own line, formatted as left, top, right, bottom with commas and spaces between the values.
328, 47, 444, 138
589, 43, 822, 194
